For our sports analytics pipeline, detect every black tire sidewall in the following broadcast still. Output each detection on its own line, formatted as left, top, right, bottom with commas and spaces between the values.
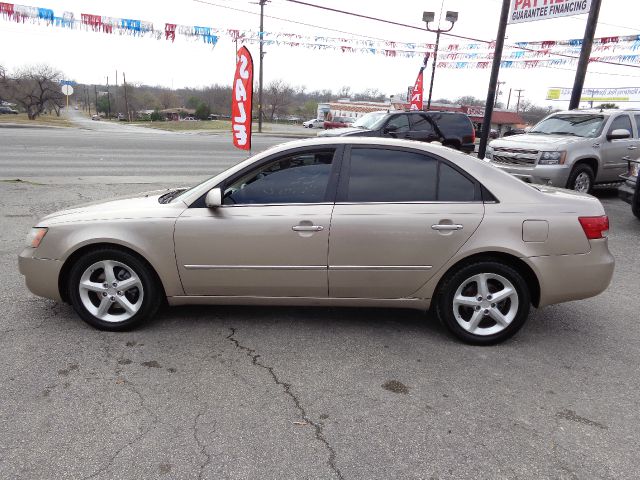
567, 164, 594, 193
68, 248, 160, 331
436, 261, 531, 345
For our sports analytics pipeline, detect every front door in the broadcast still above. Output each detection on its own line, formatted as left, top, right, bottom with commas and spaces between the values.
174, 148, 340, 297
328, 146, 484, 298
601, 114, 636, 181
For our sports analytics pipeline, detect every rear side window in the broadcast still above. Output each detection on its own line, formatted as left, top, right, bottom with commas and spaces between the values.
409, 114, 436, 134
438, 163, 476, 201
346, 148, 437, 202
436, 114, 473, 134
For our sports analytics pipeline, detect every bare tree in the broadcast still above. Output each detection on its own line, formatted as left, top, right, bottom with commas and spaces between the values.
0, 64, 65, 119
264, 79, 295, 121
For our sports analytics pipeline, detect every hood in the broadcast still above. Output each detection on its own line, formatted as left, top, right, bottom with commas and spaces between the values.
490, 133, 587, 150
318, 127, 369, 137
37, 188, 187, 226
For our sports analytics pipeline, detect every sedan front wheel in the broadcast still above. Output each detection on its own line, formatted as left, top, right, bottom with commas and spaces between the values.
68, 248, 161, 331
436, 261, 531, 345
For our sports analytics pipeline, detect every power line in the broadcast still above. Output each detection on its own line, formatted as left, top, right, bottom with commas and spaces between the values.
282, 0, 640, 70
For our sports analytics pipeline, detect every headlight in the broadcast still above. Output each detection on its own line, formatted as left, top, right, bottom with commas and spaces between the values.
538, 151, 566, 165
26, 227, 48, 248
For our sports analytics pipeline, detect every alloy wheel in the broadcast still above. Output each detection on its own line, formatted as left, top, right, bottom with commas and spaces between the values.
452, 273, 519, 336
573, 172, 591, 193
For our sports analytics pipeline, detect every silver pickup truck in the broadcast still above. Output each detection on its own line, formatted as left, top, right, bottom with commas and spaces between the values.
486, 109, 640, 193
619, 158, 640, 219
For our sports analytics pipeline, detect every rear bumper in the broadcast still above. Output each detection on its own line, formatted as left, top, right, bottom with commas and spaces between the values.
18, 248, 63, 302
492, 163, 571, 188
529, 239, 614, 308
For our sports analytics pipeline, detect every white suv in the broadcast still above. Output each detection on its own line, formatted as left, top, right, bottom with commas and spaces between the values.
486, 109, 640, 192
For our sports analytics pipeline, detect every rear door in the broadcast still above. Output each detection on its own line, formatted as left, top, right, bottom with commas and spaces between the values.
328, 146, 484, 299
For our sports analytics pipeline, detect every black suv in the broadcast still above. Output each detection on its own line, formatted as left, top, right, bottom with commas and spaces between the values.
318, 110, 475, 153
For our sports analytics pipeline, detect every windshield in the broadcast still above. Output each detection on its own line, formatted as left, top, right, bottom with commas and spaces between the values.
530, 114, 604, 138
352, 111, 388, 130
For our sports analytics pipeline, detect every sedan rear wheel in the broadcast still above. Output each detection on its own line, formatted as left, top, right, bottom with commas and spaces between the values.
436, 261, 531, 345
68, 248, 161, 331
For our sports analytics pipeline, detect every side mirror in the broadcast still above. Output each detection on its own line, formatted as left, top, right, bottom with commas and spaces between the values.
383, 124, 399, 134
607, 128, 631, 141
205, 188, 223, 208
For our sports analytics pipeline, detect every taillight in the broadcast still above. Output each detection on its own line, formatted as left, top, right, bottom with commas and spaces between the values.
578, 216, 609, 239
471, 128, 476, 144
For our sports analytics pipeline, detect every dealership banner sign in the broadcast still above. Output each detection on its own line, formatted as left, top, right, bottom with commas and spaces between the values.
546, 87, 640, 102
509, 0, 592, 24
232, 46, 254, 151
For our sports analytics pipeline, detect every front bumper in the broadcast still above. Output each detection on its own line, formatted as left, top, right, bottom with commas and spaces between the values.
491, 163, 571, 188
617, 179, 637, 205
529, 239, 614, 308
18, 248, 63, 302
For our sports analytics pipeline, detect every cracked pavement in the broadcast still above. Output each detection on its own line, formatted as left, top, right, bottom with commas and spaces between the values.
2, 126, 640, 478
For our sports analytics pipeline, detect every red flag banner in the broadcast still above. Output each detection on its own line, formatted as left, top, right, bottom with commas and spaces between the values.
232, 46, 254, 150
409, 69, 424, 111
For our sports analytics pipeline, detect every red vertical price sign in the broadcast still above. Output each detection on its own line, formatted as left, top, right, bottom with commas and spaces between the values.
232, 46, 254, 150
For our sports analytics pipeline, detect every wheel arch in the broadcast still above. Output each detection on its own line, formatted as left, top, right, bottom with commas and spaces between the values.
572, 157, 599, 178
58, 242, 167, 304
431, 251, 541, 308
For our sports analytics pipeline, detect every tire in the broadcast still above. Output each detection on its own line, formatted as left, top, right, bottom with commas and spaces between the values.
632, 178, 640, 220
68, 248, 162, 331
435, 261, 531, 345
566, 164, 595, 193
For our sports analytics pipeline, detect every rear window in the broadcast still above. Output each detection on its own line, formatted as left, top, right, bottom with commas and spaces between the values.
427, 113, 473, 137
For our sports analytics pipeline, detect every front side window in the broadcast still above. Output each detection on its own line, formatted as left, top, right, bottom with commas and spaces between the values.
346, 148, 437, 202
223, 150, 335, 205
608, 115, 633, 137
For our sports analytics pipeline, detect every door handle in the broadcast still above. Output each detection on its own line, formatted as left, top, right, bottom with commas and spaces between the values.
431, 224, 464, 231
292, 225, 324, 232
628, 146, 638, 150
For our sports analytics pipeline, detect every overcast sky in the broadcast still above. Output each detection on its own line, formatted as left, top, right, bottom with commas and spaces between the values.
1, 0, 639, 108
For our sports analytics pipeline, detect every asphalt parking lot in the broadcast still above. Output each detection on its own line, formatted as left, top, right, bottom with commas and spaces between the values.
2, 126, 640, 478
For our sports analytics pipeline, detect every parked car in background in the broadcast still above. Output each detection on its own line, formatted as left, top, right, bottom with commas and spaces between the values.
19, 137, 614, 345
183, 116, 197, 121
303, 118, 325, 129
486, 109, 638, 193
0, 106, 18, 114
619, 158, 640, 219
319, 110, 476, 153
490, 129, 499, 139
502, 127, 527, 137
91, 114, 100, 121
208, 114, 220, 120
323, 116, 355, 129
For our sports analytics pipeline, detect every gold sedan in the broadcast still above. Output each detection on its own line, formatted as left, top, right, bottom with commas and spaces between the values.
19, 138, 614, 344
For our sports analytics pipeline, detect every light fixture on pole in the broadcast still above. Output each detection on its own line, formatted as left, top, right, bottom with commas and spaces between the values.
423, 10, 458, 110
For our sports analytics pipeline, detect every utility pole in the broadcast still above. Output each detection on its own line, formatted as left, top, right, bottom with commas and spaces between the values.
569, 0, 602, 109
106, 76, 111, 119
123, 72, 130, 122
477, 0, 510, 160
258, 0, 267, 133
494, 81, 506, 108
115, 70, 118, 115
86, 86, 91, 115
515, 89, 525, 112
506, 88, 512, 109
94, 85, 98, 115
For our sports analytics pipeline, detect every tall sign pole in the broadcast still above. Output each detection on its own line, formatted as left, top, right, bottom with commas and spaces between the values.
232, 46, 254, 151
568, 0, 602, 110
478, 0, 510, 160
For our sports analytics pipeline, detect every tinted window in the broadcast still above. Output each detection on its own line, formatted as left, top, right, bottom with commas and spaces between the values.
438, 163, 476, 201
385, 115, 410, 132
409, 114, 435, 133
347, 148, 437, 202
431, 113, 472, 134
635, 115, 640, 137
608, 115, 633, 136
224, 150, 334, 205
